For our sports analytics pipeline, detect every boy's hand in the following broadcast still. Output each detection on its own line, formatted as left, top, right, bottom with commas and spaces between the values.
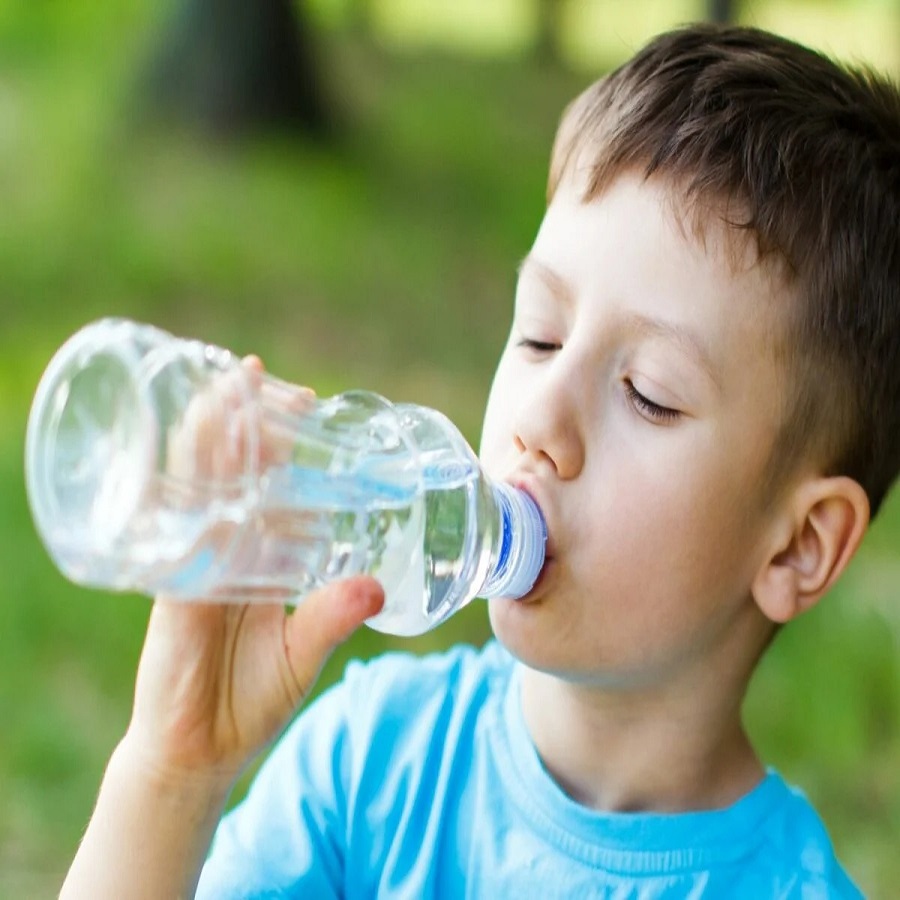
126, 353, 385, 783
61, 582, 383, 900
124, 577, 384, 785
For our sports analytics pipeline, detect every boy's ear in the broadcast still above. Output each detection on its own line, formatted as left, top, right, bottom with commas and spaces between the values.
751, 476, 869, 624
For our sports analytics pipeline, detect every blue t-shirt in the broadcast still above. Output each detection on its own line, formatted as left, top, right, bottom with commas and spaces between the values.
197, 642, 862, 898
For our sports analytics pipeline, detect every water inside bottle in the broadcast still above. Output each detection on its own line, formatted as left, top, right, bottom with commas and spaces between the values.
233, 445, 487, 636
366, 449, 487, 635
145, 458, 425, 606
46, 432, 490, 639
245, 446, 487, 636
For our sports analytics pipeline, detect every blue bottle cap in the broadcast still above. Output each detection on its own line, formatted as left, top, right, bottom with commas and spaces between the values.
484, 484, 547, 599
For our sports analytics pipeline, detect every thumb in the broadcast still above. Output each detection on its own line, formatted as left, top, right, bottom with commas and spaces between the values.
283, 576, 385, 700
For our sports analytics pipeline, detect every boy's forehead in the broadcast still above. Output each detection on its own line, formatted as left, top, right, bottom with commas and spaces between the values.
534, 172, 794, 374
562, 165, 772, 276
547, 170, 785, 289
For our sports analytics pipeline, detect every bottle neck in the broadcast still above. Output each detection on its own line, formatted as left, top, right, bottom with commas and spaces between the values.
480, 483, 546, 600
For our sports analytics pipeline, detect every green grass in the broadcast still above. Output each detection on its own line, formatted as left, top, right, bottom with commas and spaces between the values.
0, 4, 898, 897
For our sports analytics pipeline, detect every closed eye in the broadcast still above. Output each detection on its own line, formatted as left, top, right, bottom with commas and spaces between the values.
516, 338, 560, 354
624, 379, 680, 423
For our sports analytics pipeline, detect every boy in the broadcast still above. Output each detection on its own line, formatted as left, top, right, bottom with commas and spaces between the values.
61, 24, 899, 898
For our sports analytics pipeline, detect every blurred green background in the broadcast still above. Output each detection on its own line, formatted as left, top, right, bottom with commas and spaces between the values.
1, 1, 898, 896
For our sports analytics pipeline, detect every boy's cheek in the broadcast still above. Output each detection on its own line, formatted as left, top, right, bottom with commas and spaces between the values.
476, 428, 508, 479
477, 388, 515, 471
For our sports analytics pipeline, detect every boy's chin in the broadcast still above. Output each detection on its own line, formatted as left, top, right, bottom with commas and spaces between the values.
487, 596, 570, 674
488, 597, 624, 685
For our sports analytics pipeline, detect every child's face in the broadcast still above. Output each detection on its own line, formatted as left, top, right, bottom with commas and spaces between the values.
480, 172, 789, 686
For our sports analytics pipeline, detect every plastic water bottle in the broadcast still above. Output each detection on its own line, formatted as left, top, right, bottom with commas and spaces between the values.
25, 319, 546, 636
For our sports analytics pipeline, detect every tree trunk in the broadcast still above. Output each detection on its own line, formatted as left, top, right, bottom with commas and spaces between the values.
707, 0, 738, 24
535, 0, 563, 65
146, 0, 330, 137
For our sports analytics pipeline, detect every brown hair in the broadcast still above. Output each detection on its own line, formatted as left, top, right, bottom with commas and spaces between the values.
550, 25, 900, 515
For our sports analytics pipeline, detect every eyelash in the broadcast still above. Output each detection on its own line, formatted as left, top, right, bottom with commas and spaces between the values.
516, 338, 559, 353
624, 379, 680, 423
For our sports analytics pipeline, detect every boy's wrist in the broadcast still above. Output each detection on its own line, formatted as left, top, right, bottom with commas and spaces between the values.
113, 729, 241, 806
59, 732, 237, 900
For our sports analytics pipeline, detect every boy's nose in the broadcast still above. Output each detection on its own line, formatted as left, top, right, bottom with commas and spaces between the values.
513, 380, 584, 481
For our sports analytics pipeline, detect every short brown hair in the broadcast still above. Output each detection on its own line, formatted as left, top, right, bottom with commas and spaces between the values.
550, 25, 900, 515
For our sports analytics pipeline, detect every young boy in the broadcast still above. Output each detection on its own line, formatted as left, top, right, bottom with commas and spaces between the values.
61, 24, 899, 898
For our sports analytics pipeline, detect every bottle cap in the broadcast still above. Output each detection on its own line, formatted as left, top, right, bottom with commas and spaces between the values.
484, 483, 547, 599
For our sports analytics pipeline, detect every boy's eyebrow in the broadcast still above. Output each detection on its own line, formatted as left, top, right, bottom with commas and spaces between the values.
623, 312, 721, 389
518, 255, 720, 388
517, 254, 573, 306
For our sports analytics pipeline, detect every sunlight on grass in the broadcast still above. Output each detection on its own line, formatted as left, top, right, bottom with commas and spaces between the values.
313, 0, 900, 76
754, 0, 900, 76
562, 0, 700, 67
371, 0, 534, 56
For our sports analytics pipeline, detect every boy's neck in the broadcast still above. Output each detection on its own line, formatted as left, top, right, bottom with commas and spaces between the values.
518, 641, 766, 814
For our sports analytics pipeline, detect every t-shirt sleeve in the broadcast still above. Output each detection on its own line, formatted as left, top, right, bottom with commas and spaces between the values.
195, 672, 356, 900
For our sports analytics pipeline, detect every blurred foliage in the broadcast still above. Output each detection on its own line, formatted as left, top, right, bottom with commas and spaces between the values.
0, 1, 898, 896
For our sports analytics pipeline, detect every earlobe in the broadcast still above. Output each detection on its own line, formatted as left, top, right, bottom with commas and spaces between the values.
752, 477, 869, 624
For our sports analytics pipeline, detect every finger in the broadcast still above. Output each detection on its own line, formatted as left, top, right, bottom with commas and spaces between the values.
237, 362, 316, 470
257, 378, 316, 468
282, 576, 384, 700
241, 354, 265, 375
167, 362, 256, 481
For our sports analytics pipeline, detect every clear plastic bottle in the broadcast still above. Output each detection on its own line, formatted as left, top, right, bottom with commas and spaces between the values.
25, 319, 546, 636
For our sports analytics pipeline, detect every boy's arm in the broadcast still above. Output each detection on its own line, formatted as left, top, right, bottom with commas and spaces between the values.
60, 736, 231, 900
59, 577, 384, 900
